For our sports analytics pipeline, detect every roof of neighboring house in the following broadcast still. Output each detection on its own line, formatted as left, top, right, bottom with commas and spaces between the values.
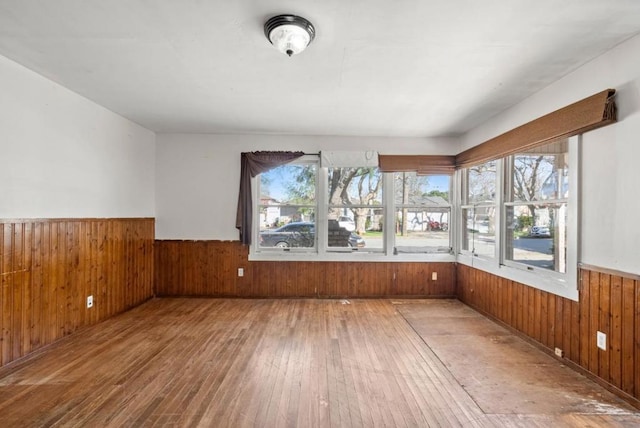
408, 195, 450, 206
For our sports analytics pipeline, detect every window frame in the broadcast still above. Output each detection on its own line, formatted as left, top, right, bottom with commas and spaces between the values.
501, 148, 569, 274
459, 160, 499, 261
254, 155, 319, 254
456, 136, 579, 301
250, 155, 456, 262
324, 166, 385, 254
393, 172, 453, 255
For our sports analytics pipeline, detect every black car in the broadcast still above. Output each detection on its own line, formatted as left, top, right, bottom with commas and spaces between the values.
259, 222, 365, 248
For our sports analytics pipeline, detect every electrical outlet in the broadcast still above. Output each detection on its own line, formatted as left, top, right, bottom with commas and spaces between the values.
87, 295, 93, 309
597, 331, 607, 350
554, 347, 564, 357
431, 272, 438, 281
238, 268, 244, 277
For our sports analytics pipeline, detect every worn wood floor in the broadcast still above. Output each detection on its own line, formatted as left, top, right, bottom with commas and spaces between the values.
0, 298, 638, 427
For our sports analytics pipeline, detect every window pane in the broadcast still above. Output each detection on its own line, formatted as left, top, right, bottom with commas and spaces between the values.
361, 213, 384, 250
464, 206, 496, 257
395, 208, 450, 253
326, 217, 380, 249
327, 167, 383, 251
504, 204, 567, 272
258, 213, 316, 248
505, 140, 569, 271
328, 167, 382, 206
261, 163, 316, 205
394, 173, 450, 204
462, 208, 473, 252
258, 163, 316, 249
512, 152, 568, 202
394, 173, 451, 253
467, 161, 497, 204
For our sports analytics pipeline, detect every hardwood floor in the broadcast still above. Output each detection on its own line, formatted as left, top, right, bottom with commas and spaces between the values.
0, 299, 638, 427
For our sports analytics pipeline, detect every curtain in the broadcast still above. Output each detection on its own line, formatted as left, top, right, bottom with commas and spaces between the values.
378, 155, 456, 175
456, 89, 616, 168
320, 150, 379, 168
236, 151, 305, 245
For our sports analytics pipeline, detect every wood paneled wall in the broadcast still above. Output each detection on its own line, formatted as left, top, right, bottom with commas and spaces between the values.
457, 263, 640, 405
154, 240, 456, 298
0, 218, 154, 368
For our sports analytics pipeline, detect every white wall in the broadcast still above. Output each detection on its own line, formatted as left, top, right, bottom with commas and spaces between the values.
0, 55, 155, 218
155, 134, 459, 239
462, 34, 640, 276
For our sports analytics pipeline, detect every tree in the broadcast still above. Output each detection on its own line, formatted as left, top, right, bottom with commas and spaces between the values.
285, 165, 315, 205
328, 168, 382, 234
284, 166, 383, 234
513, 155, 555, 217
285, 165, 316, 220
426, 189, 448, 199
468, 162, 497, 202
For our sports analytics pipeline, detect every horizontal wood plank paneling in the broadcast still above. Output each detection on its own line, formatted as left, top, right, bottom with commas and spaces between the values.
154, 240, 456, 298
0, 218, 154, 368
456, 263, 639, 406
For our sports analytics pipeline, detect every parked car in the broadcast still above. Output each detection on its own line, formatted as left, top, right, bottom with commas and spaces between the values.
338, 216, 356, 231
347, 233, 365, 248
529, 226, 551, 238
259, 222, 365, 248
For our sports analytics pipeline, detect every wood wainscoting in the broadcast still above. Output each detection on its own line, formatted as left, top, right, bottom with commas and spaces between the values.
0, 218, 154, 368
457, 263, 640, 406
154, 240, 456, 298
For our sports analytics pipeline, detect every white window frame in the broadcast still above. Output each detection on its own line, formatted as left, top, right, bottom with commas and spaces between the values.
393, 172, 453, 255
253, 155, 319, 254
457, 160, 501, 272
456, 136, 579, 301
324, 166, 385, 254
249, 156, 456, 263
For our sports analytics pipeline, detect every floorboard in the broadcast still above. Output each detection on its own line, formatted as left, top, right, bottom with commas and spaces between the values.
0, 298, 637, 427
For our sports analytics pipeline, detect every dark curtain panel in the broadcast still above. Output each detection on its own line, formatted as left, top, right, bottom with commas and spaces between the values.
236, 151, 305, 245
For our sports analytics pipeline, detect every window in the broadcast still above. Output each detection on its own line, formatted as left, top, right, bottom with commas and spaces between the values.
252, 155, 456, 261
257, 158, 317, 250
504, 140, 569, 273
327, 167, 383, 251
460, 160, 497, 258
394, 172, 451, 253
457, 136, 578, 300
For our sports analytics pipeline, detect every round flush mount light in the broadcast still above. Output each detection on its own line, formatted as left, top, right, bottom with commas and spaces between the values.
264, 14, 315, 57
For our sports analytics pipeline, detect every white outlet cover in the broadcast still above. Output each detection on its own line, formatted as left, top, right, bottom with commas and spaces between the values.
596, 331, 606, 350
238, 268, 244, 277
87, 295, 93, 308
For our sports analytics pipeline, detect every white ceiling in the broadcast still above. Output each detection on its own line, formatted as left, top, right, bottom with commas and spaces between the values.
1, 1, 640, 138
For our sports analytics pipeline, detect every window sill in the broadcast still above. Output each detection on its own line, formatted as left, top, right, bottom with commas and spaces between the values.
248, 251, 456, 263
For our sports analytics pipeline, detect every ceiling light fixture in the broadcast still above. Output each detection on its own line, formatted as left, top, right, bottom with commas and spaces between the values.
264, 14, 315, 57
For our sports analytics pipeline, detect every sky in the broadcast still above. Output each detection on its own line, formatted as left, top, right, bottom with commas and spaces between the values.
261, 166, 451, 203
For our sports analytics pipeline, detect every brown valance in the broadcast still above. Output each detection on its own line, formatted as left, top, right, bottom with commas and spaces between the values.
455, 89, 616, 168
378, 155, 456, 175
